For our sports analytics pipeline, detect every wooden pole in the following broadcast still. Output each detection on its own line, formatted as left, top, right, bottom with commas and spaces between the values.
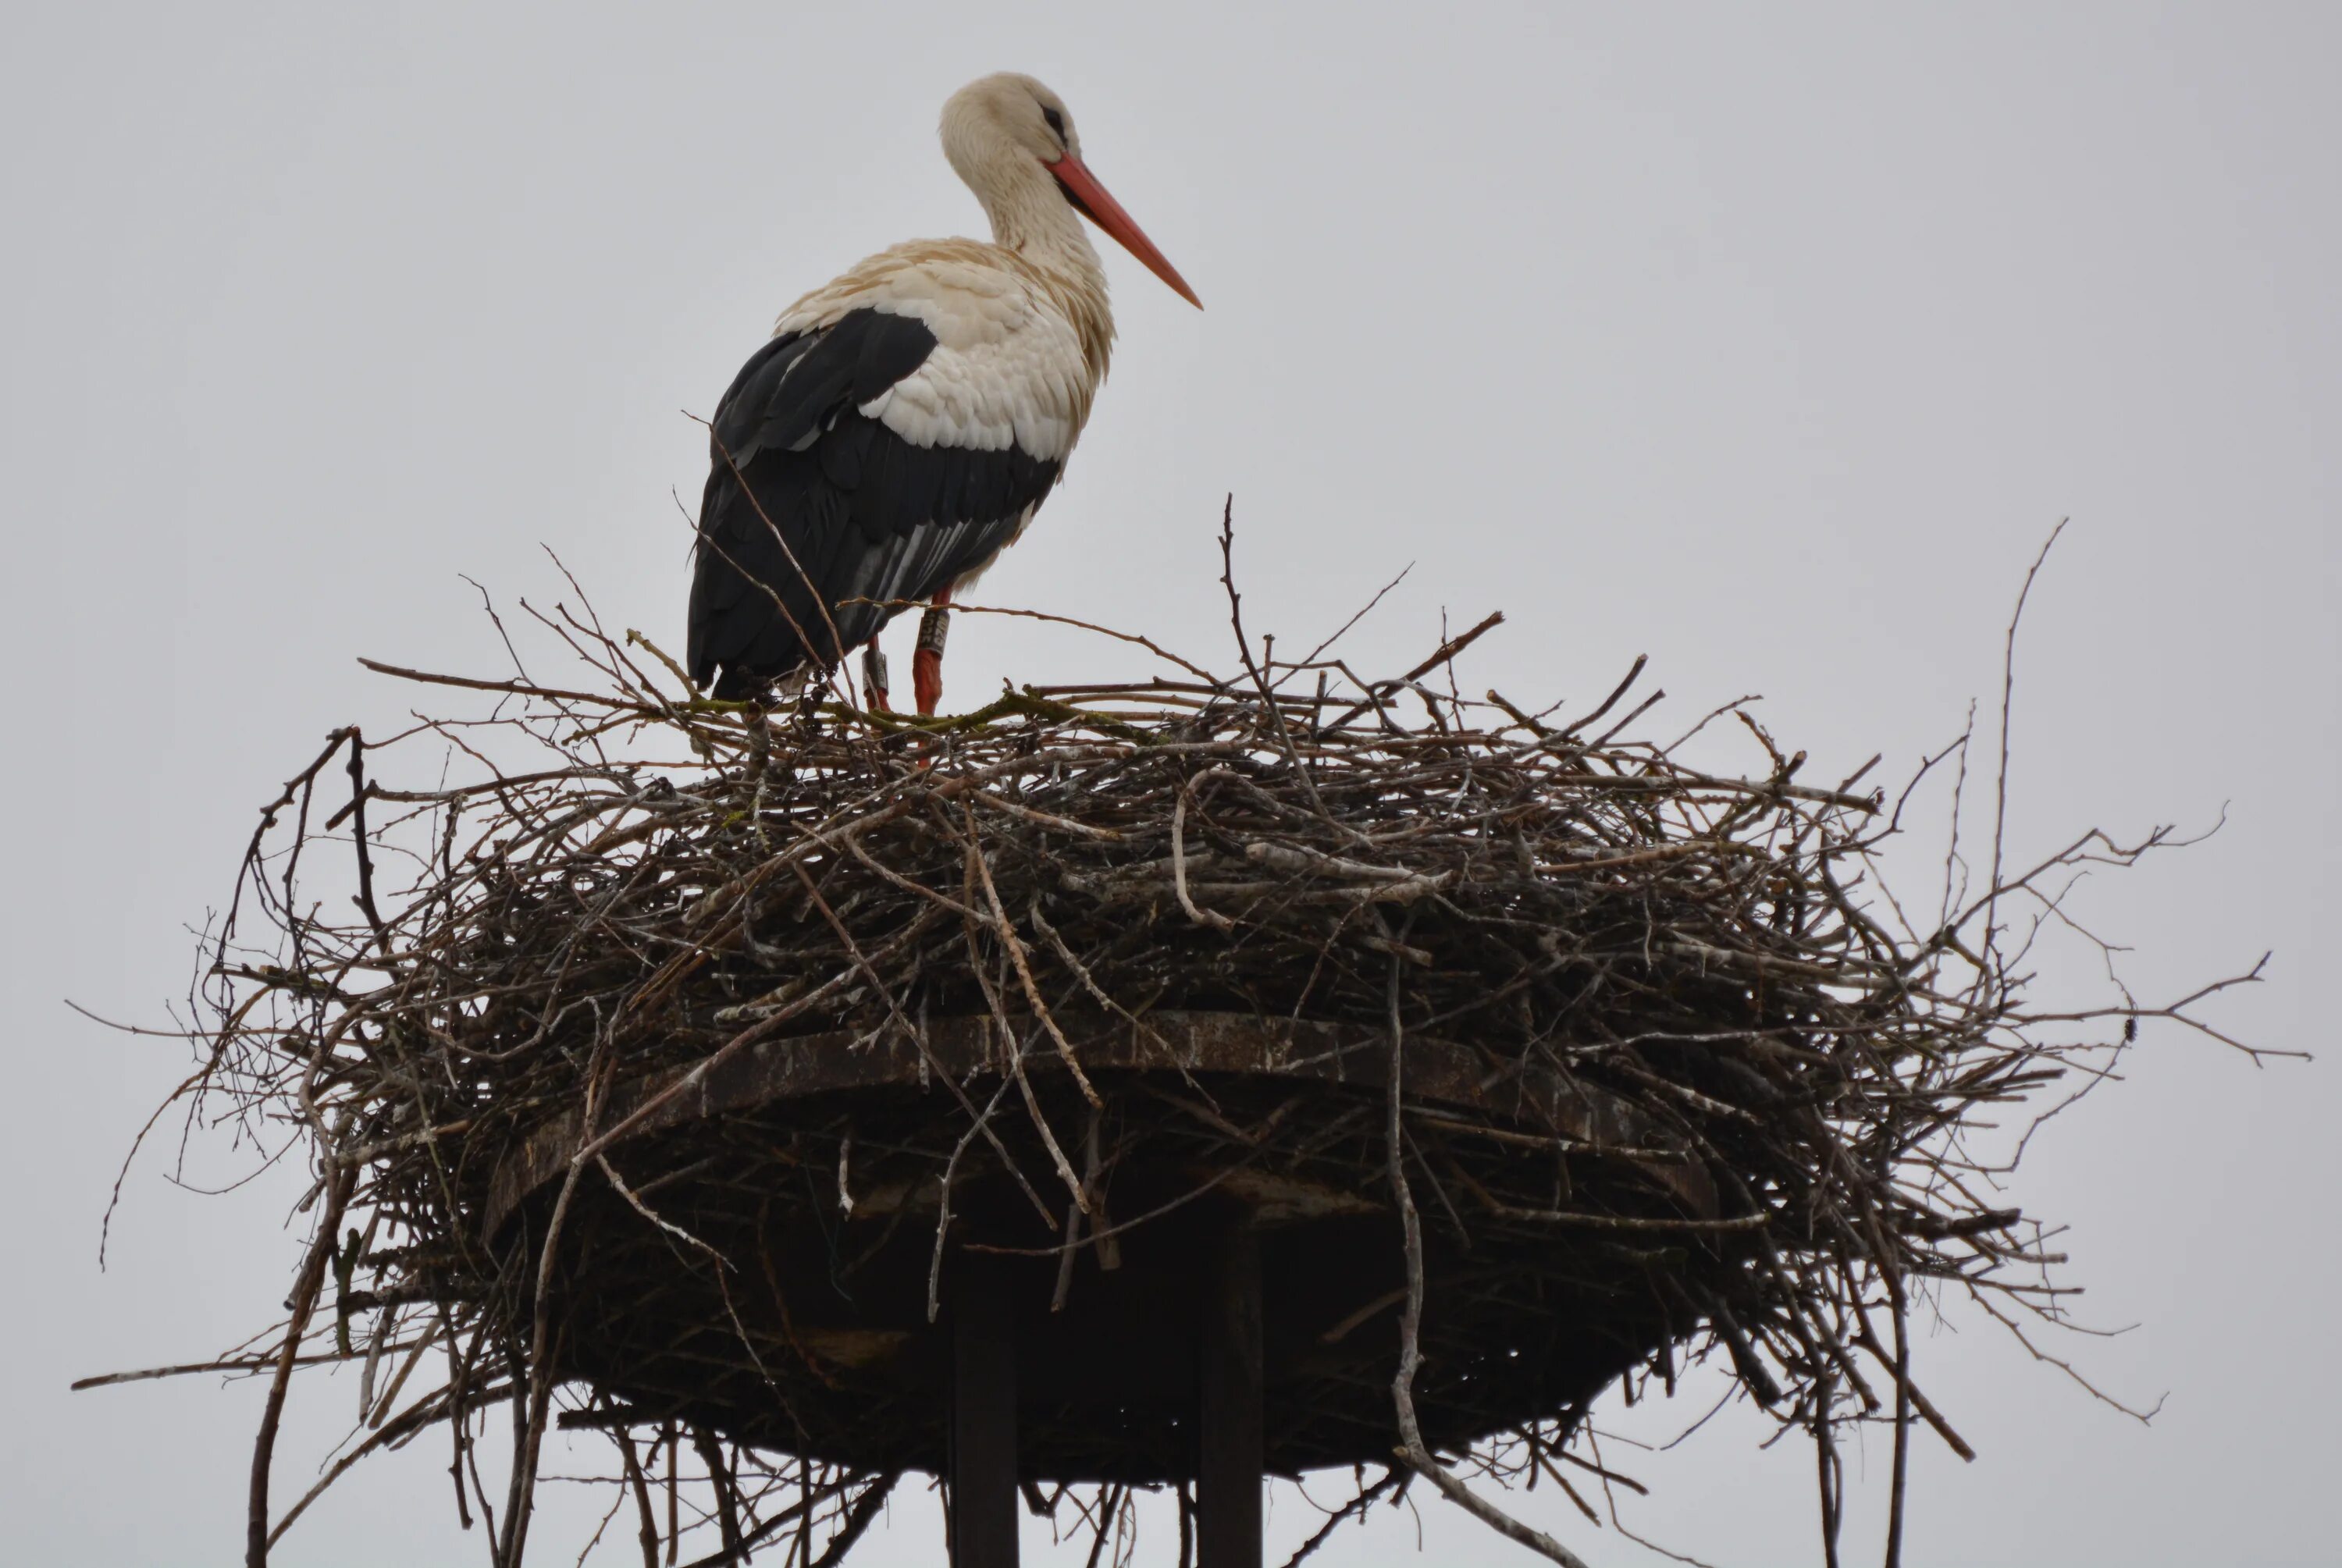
949, 1257, 1020, 1568
1197, 1226, 1263, 1568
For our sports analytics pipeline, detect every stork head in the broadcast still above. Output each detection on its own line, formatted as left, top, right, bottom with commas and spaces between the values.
941, 73, 1201, 309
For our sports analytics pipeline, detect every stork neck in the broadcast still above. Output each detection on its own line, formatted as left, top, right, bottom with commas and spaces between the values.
980, 168, 1114, 381
984, 172, 1106, 293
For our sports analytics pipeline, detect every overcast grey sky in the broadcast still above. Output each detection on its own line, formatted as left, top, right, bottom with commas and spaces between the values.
4, 4, 2335, 1564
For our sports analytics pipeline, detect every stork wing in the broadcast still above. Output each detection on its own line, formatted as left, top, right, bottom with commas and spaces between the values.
689, 306, 1062, 698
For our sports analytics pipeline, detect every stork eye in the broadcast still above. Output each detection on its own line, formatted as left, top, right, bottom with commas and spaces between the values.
1041, 106, 1066, 143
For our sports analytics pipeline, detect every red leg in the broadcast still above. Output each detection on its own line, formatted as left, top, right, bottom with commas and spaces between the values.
913, 588, 952, 716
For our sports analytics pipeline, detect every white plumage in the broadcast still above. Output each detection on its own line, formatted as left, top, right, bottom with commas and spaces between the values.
785, 246, 1098, 463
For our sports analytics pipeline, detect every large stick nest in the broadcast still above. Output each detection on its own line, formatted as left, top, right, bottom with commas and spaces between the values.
125, 545, 2258, 1567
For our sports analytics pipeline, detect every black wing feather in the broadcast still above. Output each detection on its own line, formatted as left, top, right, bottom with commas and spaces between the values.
689, 308, 1062, 699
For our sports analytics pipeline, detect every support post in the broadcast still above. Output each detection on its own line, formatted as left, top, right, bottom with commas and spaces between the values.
950, 1257, 1020, 1568
1197, 1225, 1263, 1568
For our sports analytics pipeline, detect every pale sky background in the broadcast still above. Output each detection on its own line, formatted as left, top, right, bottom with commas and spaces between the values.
4, 4, 2336, 1565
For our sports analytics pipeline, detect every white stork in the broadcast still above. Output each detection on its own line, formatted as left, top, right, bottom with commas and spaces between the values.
688, 73, 1199, 714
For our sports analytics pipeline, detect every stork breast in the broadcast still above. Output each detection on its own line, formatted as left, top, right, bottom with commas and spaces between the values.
806, 263, 1085, 463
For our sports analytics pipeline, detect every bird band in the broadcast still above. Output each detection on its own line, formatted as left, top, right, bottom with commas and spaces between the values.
861, 645, 892, 695
917, 607, 951, 657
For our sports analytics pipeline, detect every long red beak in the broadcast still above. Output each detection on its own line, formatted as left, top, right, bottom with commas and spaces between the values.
1048, 153, 1202, 309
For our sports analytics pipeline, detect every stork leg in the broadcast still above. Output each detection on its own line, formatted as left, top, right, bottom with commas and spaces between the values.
861, 639, 892, 713
914, 588, 952, 716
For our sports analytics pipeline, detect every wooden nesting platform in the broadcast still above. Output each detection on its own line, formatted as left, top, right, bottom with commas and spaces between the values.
493, 1011, 1721, 1492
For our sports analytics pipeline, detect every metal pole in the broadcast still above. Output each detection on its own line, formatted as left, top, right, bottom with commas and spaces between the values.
950, 1257, 1020, 1568
1197, 1226, 1263, 1568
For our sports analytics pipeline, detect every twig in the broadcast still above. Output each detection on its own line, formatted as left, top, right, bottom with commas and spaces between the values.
1382, 942, 1595, 1568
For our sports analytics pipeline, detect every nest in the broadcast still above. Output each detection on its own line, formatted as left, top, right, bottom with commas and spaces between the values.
120, 546, 2255, 1567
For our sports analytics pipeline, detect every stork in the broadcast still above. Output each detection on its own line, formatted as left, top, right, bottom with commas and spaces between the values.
687, 73, 1199, 715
